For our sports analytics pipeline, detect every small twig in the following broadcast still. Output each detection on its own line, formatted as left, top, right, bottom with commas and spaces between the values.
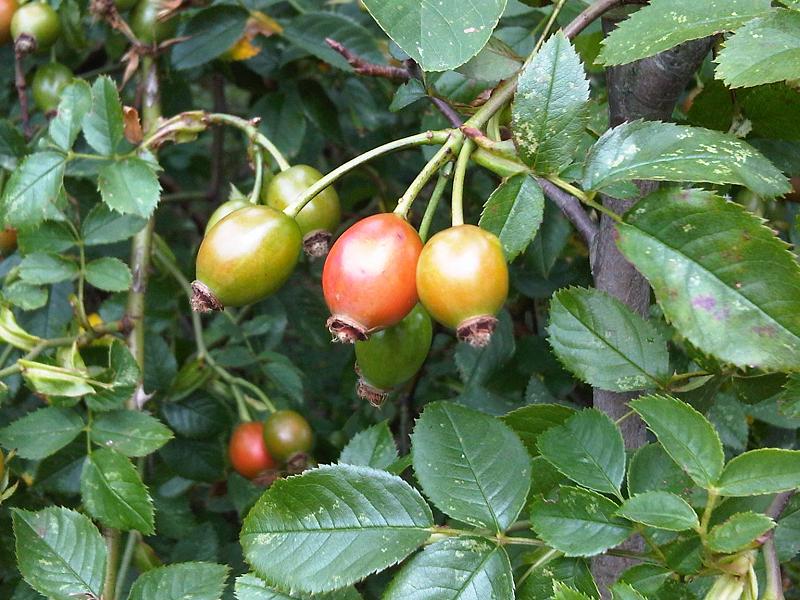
325, 38, 410, 80
431, 97, 463, 127
536, 177, 598, 245
13, 47, 31, 138
563, 0, 626, 39
325, 37, 464, 127
208, 72, 227, 202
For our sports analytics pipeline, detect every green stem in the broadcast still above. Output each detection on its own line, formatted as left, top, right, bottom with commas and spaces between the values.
487, 113, 502, 142
763, 537, 784, 600
114, 531, 139, 600
471, 148, 529, 177
204, 112, 290, 172
126, 56, 160, 384
102, 528, 121, 600
0, 343, 14, 369
517, 548, 560, 586
450, 139, 474, 226
700, 490, 720, 541
547, 175, 621, 222
395, 133, 463, 218
287, 130, 451, 219
152, 244, 275, 414
418, 167, 450, 243
505, 520, 531, 533
231, 383, 252, 422
669, 370, 711, 383
249, 148, 264, 205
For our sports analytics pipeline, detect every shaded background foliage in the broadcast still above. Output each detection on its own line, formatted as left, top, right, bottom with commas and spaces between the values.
0, 0, 799, 599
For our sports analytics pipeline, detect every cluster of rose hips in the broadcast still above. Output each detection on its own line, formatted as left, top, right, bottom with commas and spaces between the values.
228, 409, 313, 480
192, 163, 509, 406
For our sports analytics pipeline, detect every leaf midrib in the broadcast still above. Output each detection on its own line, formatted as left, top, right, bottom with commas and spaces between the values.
442, 406, 503, 532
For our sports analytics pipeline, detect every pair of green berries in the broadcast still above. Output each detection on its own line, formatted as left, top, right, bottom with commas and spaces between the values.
193, 164, 340, 311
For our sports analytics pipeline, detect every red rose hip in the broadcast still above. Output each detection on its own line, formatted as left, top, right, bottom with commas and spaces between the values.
322, 213, 422, 342
229, 422, 275, 479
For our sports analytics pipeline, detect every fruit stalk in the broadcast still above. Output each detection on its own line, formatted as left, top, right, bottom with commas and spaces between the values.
285, 130, 451, 218
450, 139, 474, 226
418, 167, 450, 242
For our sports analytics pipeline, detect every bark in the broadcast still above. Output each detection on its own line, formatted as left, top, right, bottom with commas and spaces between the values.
590, 20, 714, 595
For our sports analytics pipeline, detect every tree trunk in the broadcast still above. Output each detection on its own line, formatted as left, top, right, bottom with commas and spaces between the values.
590, 18, 714, 594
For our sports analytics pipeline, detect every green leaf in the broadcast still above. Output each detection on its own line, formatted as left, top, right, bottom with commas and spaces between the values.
283, 12, 382, 71
775, 498, 800, 561
1, 151, 66, 228
88, 340, 140, 411
82, 76, 125, 155
235, 574, 363, 599
0, 306, 41, 351
501, 403, 575, 457
479, 174, 544, 262
716, 9, 800, 88
617, 188, 800, 370
160, 438, 224, 483
384, 537, 514, 600
630, 395, 723, 489
617, 492, 699, 532
241, 464, 433, 593
0, 407, 83, 459
530, 486, 632, 557
707, 512, 775, 553
19, 360, 95, 397
598, 0, 771, 66
457, 37, 521, 82
12, 507, 106, 600
49, 80, 92, 150
779, 374, 800, 419
538, 409, 625, 497
19, 253, 78, 285
17, 220, 75, 253
161, 394, 228, 439
740, 84, 800, 141
97, 157, 160, 217
716, 449, 800, 496
412, 401, 531, 532
552, 582, 593, 600
610, 583, 646, 600
583, 121, 789, 198
339, 421, 398, 470
512, 31, 589, 174
0, 119, 26, 170
253, 90, 307, 160
128, 562, 229, 600
547, 287, 669, 392
707, 393, 748, 453
627, 443, 694, 497
389, 79, 427, 112
80, 448, 154, 533
85, 257, 132, 292
517, 557, 599, 599
172, 5, 249, 70
81, 204, 146, 246
361, 0, 507, 72
4, 281, 48, 311
91, 410, 173, 457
